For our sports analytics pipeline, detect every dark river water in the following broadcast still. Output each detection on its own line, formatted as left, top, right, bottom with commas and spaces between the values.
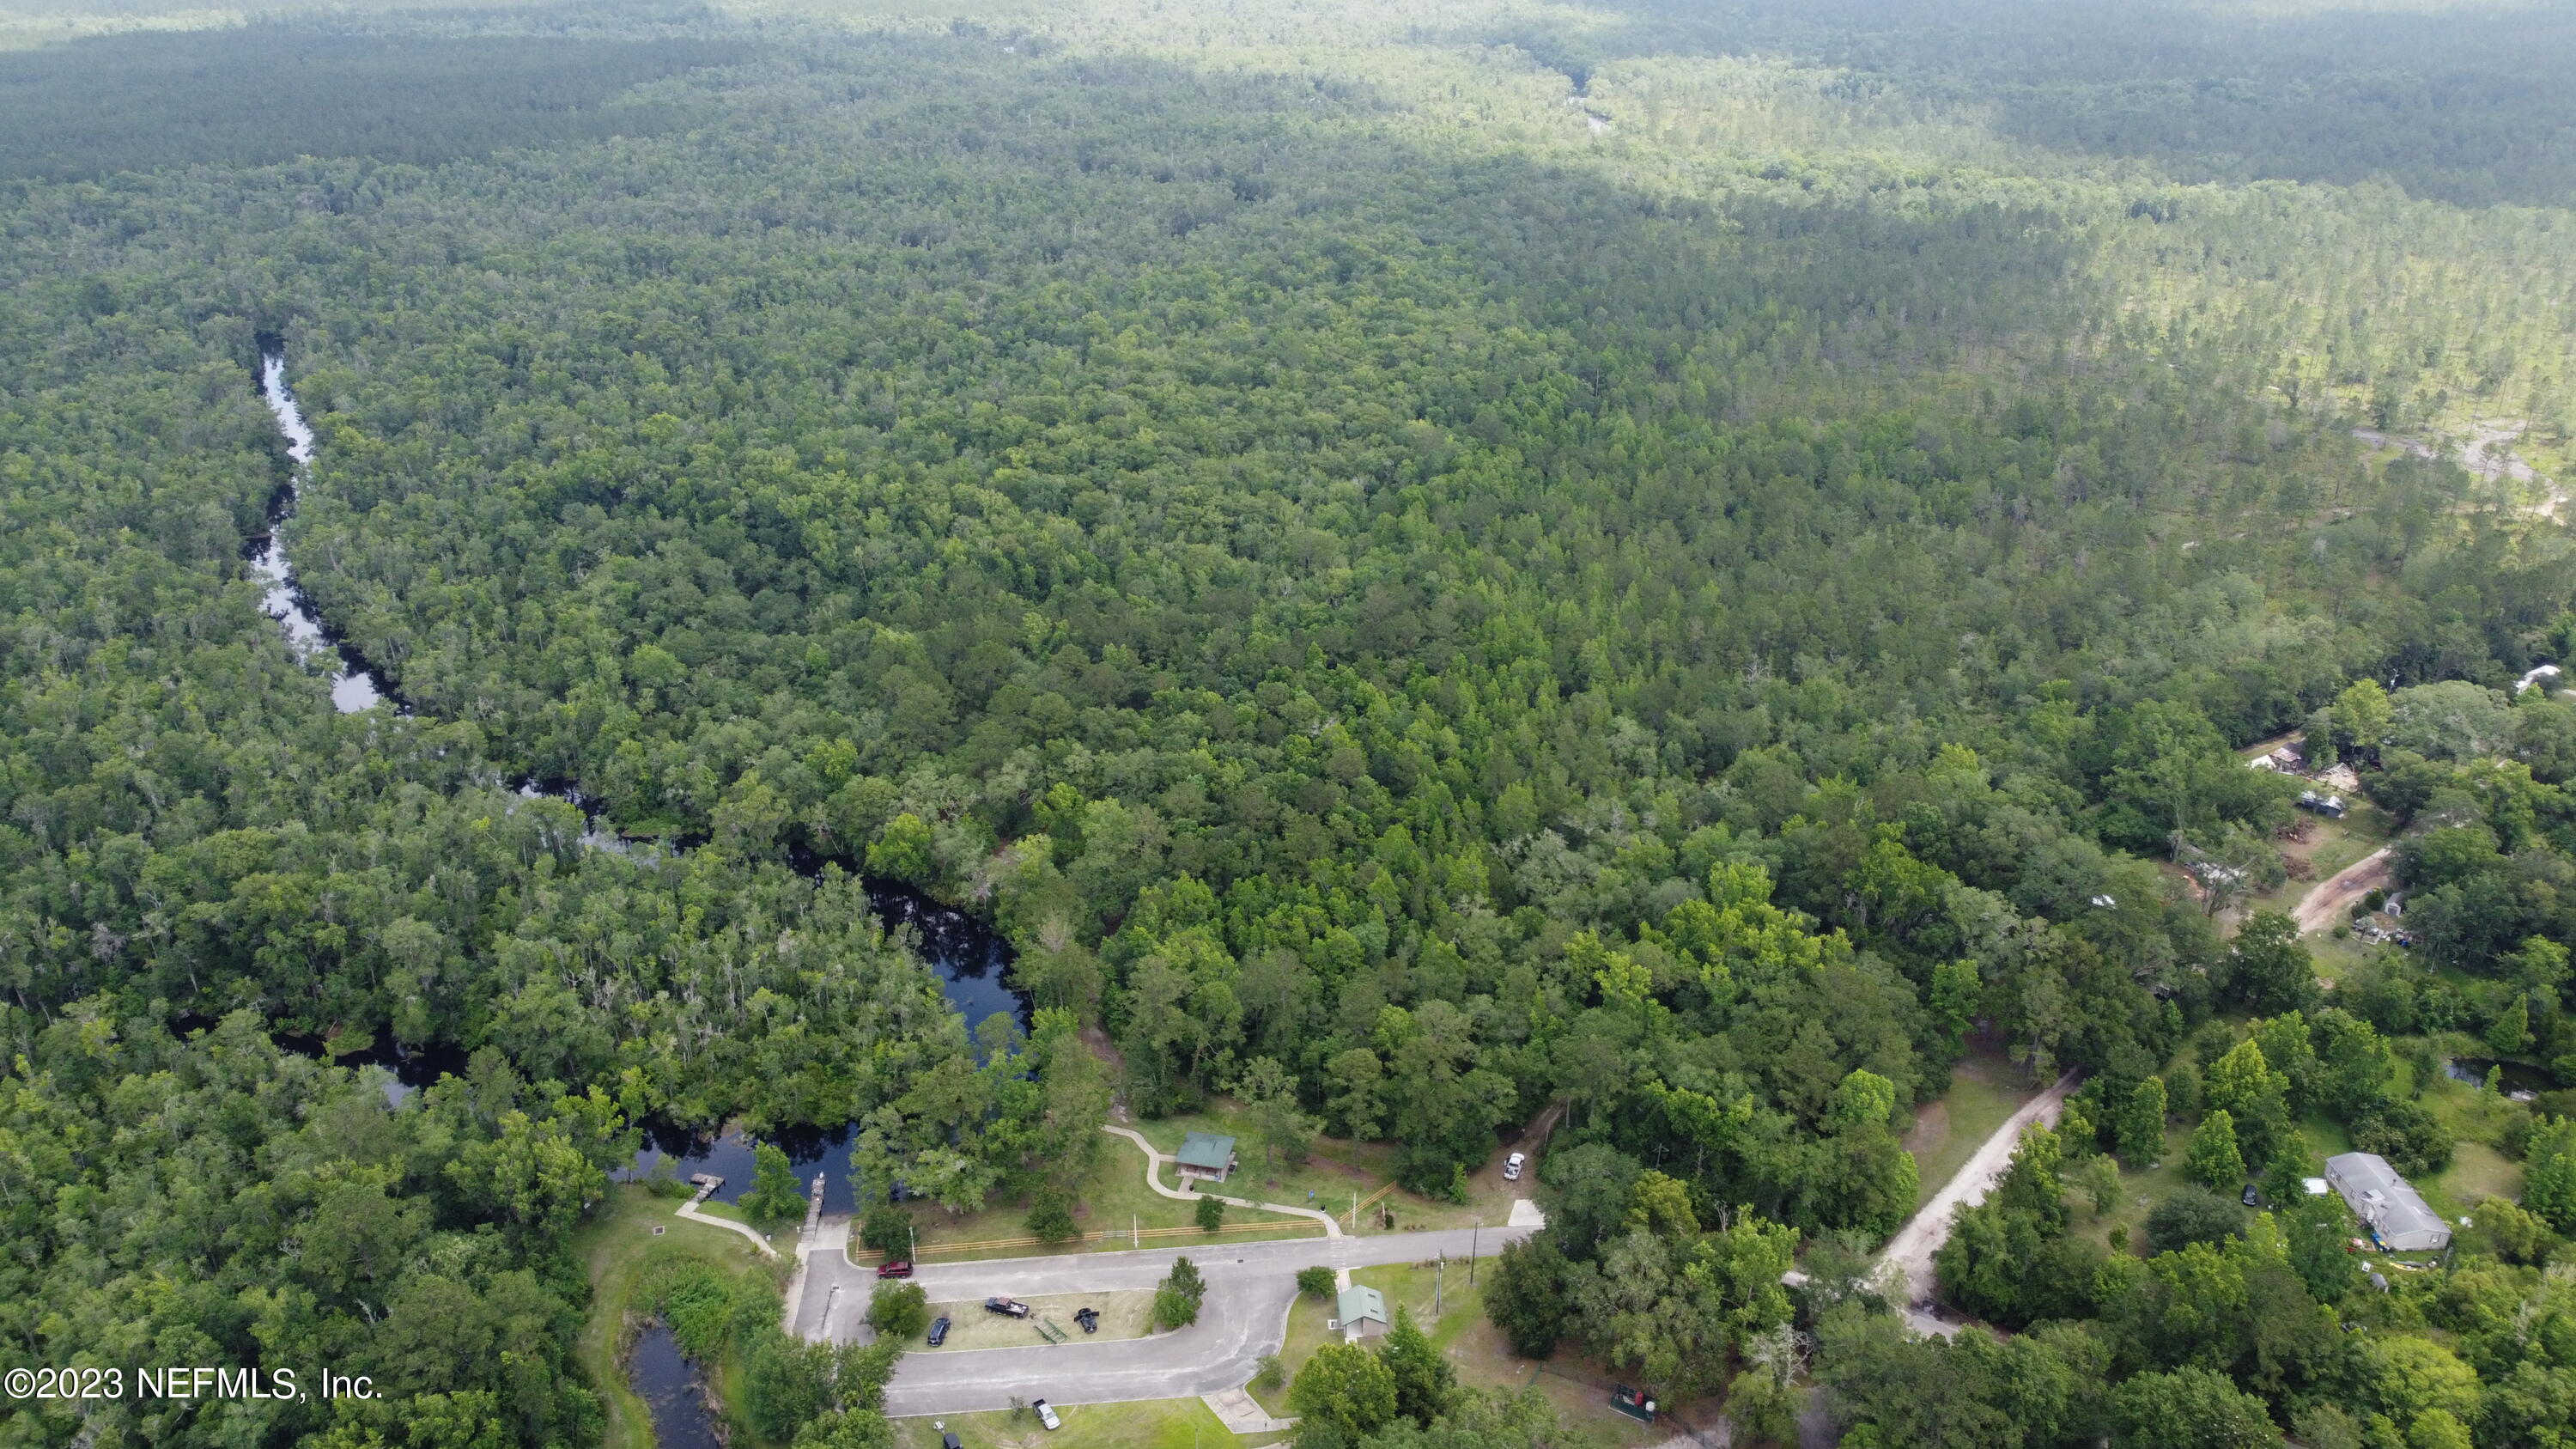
247, 348, 1027, 1213
628, 1324, 723, 1449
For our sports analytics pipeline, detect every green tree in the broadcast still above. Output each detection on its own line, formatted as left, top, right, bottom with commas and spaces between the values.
1196, 1193, 1225, 1233
865, 812, 936, 883
1484, 1234, 1571, 1358
865, 1281, 928, 1340
740, 1142, 806, 1227
1156, 1256, 1206, 1329
2145, 1188, 2245, 1255
1236, 1056, 1316, 1172
2203, 1040, 2293, 1170
860, 1203, 914, 1259
1297, 1266, 1338, 1299
2109, 1367, 2283, 1448
1291, 1342, 1400, 1439
2117, 1077, 2170, 1167
2184, 1111, 2247, 1192
1025, 1187, 1079, 1245
2282, 1188, 2361, 1301
2328, 679, 2396, 764
2230, 912, 2318, 1016
2075, 1156, 2124, 1216
2487, 994, 2531, 1056
1380, 1306, 1455, 1425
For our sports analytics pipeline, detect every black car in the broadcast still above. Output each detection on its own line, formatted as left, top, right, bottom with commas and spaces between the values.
984, 1295, 1032, 1318
2242, 1184, 2263, 1208
926, 1315, 951, 1346
1073, 1306, 1100, 1334
941, 1434, 963, 1449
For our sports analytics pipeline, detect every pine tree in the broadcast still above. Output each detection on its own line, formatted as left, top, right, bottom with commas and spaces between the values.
1379, 1306, 1455, 1425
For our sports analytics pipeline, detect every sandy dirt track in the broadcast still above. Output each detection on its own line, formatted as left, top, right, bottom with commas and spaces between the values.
1876, 1070, 2078, 1336
2293, 843, 2394, 934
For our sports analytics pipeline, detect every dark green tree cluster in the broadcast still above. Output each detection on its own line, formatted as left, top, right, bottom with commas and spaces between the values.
1480, 1154, 1797, 1402
0, 1010, 624, 1449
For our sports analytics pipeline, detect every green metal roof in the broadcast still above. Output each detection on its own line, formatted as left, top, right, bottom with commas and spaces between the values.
1336, 1286, 1388, 1324
1176, 1131, 1236, 1171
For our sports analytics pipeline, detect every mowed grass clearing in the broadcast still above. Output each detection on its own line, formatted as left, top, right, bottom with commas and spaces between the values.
1905, 1049, 2028, 1211
1131, 1104, 1534, 1233
848, 1129, 1318, 1265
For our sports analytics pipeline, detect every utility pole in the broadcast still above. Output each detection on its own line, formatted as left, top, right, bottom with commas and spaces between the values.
909, 1218, 916, 1263
1351, 1190, 1358, 1233
1436, 1252, 1444, 1317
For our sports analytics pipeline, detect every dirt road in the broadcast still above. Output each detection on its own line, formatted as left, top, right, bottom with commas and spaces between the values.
2293, 844, 2393, 935
1876, 1070, 2078, 1336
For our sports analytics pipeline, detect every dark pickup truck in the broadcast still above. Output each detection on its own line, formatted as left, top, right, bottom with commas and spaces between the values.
983, 1295, 1033, 1318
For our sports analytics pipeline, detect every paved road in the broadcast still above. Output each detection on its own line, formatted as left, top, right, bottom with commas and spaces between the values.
798, 1225, 1530, 1415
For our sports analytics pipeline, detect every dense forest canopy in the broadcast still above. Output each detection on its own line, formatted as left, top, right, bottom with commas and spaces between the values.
4, 2, 2576, 1447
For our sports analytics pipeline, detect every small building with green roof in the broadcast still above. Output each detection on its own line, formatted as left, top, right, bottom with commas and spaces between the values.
1176, 1130, 1237, 1185
1334, 1285, 1388, 1341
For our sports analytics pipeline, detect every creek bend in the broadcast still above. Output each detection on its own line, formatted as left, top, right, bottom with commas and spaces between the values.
249, 349, 1026, 1202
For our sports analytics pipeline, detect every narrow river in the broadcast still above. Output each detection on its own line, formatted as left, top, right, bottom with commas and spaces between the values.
627, 1324, 723, 1449
248, 350, 1028, 1217
254, 350, 386, 713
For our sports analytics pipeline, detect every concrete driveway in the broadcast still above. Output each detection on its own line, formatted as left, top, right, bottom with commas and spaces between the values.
799, 1225, 1532, 1415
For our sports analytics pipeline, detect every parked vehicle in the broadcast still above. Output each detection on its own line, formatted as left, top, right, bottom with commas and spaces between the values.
1034, 1399, 1061, 1430
1072, 1306, 1100, 1334
926, 1316, 950, 1346
875, 1260, 912, 1279
2241, 1184, 2263, 1208
942, 1434, 963, 1449
984, 1295, 1032, 1318
1502, 1151, 1525, 1181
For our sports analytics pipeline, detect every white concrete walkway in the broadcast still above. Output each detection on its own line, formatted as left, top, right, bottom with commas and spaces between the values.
1202, 1386, 1297, 1435
1101, 1124, 1345, 1238
677, 1197, 779, 1257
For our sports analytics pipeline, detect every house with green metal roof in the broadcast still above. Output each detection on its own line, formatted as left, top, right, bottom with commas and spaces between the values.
1334, 1285, 1388, 1341
1176, 1131, 1237, 1185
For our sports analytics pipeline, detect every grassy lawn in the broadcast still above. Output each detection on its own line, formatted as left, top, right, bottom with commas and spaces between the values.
914, 1290, 1158, 1352
575, 1184, 786, 1449
1131, 1104, 1535, 1236
891, 1397, 1278, 1449
2306, 930, 2390, 987
2420, 1075, 2529, 1215
850, 1130, 1316, 1263
1249, 1288, 1339, 1419
1905, 1049, 2027, 1211
2069, 1122, 2195, 1257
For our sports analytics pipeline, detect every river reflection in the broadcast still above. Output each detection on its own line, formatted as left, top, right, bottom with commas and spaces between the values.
252, 347, 390, 713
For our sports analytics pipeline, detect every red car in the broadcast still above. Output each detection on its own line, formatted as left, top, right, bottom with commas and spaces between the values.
876, 1260, 913, 1279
